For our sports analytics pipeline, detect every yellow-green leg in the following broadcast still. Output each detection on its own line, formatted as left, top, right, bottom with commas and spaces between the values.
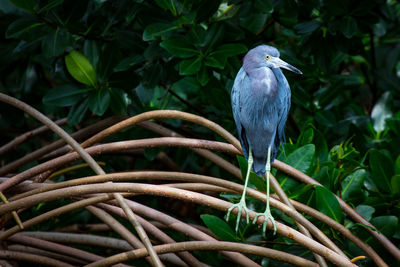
252, 146, 277, 235
226, 149, 253, 233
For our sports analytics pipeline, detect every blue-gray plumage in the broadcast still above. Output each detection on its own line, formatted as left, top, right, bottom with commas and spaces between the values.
226, 45, 302, 234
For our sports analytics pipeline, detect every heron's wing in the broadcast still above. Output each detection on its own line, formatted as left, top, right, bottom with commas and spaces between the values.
274, 73, 291, 158
231, 67, 249, 160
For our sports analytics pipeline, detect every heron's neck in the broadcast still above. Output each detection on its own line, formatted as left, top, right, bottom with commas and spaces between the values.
271, 68, 289, 88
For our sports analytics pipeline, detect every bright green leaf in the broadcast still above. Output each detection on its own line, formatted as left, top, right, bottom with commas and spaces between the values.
315, 185, 343, 222
65, 50, 98, 87
179, 57, 202, 75
201, 214, 239, 242
43, 85, 89, 107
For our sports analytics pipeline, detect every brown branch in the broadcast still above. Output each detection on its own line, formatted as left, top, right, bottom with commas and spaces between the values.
4, 171, 385, 266
0, 182, 355, 266
79, 110, 241, 151
1, 138, 240, 193
0, 250, 74, 267
0, 94, 157, 266
97, 202, 205, 267
0, 116, 126, 176
85, 241, 319, 267
0, 118, 67, 157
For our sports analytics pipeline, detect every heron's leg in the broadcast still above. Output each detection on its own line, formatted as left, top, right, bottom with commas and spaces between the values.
225, 148, 253, 233
252, 146, 277, 235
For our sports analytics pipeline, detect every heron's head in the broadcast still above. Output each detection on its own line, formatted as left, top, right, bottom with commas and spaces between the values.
244, 45, 302, 74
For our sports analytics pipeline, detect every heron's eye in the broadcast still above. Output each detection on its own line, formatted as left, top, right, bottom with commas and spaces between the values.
265, 55, 271, 60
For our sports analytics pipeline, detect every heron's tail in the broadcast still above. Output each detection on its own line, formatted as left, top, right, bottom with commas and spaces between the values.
252, 156, 267, 177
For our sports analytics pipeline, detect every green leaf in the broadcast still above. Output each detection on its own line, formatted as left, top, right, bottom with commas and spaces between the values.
38, 0, 63, 13
83, 40, 99, 70
341, 16, 357, 38
371, 92, 392, 133
255, 0, 273, 13
370, 216, 398, 237
88, 89, 111, 116
68, 98, 88, 125
369, 149, 393, 192
143, 23, 178, 41
282, 144, 315, 174
200, 214, 239, 242
197, 66, 210, 86
179, 57, 202, 75
41, 28, 74, 58
355, 205, 375, 221
391, 175, 400, 194
171, 77, 200, 94
65, 50, 98, 87
135, 83, 154, 104
341, 169, 366, 201
160, 38, 198, 58
114, 54, 145, 72
395, 155, 400, 175
294, 20, 321, 35
9, 0, 36, 13
239, 13, 268, 34
210, 43, 248, 57
236, 156, 265, 191
43, 85, 89, 107
204, 54, 226, 69
109, 88, 130, 114
297, 128, 314, 146
315, 185, 343, 222
6, 18, 45, 40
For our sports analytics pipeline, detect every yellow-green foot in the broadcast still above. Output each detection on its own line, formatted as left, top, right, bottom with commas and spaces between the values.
253, 209, 276, 235
225, 198, 250, 233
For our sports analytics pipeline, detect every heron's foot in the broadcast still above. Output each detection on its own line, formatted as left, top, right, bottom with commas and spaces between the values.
225, 198, 250, 233
252, 209, 276, 235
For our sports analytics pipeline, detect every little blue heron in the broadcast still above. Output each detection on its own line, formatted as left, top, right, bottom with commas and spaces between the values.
226, 45, 302, 234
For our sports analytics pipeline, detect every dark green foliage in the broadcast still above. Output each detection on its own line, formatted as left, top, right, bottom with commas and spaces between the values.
1, 0, 400, 265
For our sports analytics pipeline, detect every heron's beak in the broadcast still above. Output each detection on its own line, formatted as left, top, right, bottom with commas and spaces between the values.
270, 57, 302, 75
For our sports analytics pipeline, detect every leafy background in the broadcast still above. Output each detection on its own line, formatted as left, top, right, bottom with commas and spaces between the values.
0, 0, 399, 266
